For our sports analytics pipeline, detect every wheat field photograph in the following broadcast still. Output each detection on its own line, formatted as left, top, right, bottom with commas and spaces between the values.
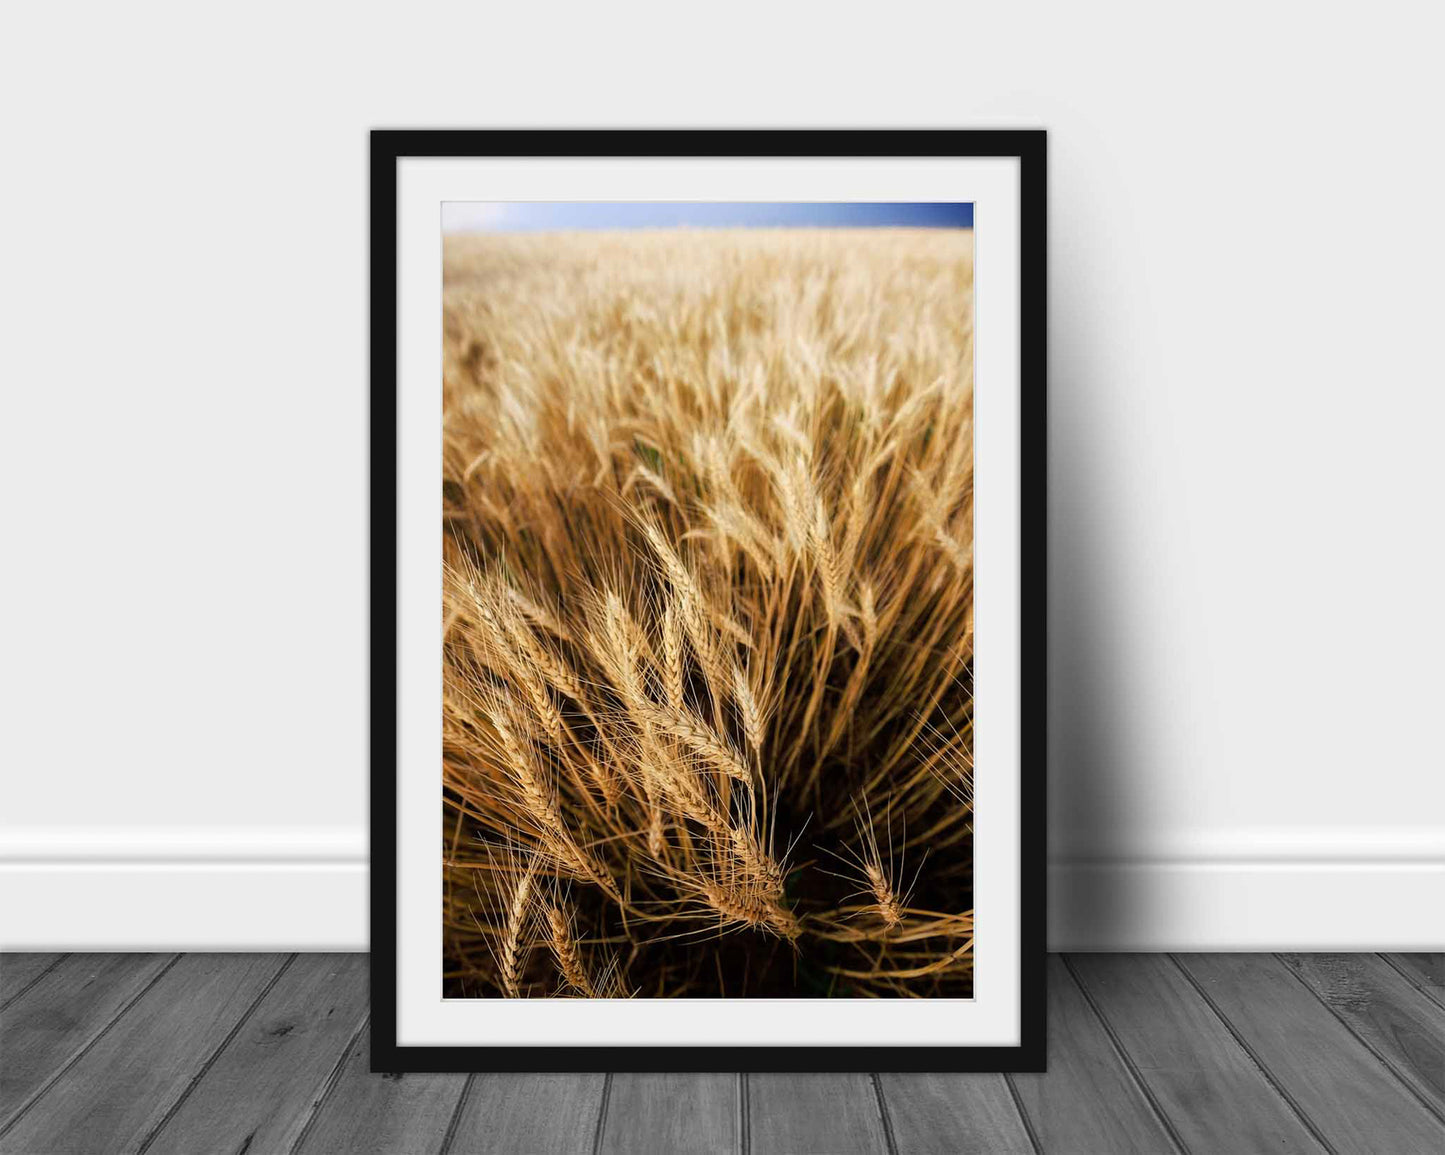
440, 202, 974, 999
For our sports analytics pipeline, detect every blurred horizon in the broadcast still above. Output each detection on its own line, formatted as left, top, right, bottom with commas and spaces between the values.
442, 202, 973, 234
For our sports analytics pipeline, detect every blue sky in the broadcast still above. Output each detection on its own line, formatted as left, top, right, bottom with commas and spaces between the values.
441, 202, 973, 233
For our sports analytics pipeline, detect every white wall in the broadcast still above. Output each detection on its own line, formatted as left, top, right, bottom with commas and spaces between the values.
3, 1, 1441, 950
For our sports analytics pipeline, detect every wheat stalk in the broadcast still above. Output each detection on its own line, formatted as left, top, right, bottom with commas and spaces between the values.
499, 864, 535, 998
546, 903, 598, 997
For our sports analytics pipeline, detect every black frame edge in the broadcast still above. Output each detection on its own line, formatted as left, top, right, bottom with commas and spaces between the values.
370, 129, 400, 1074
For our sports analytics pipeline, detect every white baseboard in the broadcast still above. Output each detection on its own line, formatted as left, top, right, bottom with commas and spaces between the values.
0, 827, 369, 951
3, 828, 1442, 951
1049, 859, 1445, 950
0, 863, 369, 951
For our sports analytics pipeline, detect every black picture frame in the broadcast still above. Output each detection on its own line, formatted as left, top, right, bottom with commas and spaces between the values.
370, 129, 1046, 1073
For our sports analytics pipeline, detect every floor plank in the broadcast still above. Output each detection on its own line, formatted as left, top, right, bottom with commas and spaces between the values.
0, 953, 65, 1008
1068, 953, 1321, 1153
447, 1074, 607, 1153
600, 1074, 739, 1154
1383, 952, 1445, 1011
1278, 952, 1445, 1118
0, 953, 288, 1155
141, 954, 370, 1154
1176, 953, 1445, 1154
747, 1074, 889, 1154
293, 1021, 466, 1155
877, 1072, 1033, 1153
0, 953, 175, 1129
1008, 955, 1180, 1154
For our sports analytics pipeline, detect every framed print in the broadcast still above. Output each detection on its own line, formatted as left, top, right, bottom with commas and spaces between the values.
372, 130, 1046, 1071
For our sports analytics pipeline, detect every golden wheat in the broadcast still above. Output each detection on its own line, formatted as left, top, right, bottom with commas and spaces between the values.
442, 227, 974, 998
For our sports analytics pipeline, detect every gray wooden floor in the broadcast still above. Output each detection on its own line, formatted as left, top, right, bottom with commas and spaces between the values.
0, 954, 1440, 1154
